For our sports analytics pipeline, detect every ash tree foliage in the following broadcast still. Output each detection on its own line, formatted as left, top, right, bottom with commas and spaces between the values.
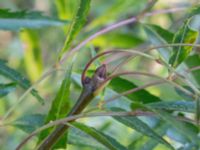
0, 0, 200, 150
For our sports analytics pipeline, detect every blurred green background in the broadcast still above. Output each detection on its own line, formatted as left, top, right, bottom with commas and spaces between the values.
0, 0, 200, 150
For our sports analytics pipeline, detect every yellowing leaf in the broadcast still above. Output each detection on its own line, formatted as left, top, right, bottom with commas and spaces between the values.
169, 19, 198, 68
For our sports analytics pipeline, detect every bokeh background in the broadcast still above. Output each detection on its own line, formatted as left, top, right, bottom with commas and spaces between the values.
0, 0, 200, 150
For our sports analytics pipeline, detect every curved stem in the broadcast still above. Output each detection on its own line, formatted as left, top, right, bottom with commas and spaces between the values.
186, 66, 200, 72
98, 71, 194, 100
158, 58, 200, 96
16, 109, 195, 150
101, 80, 165, 106
59, 7, 186, 64
81, 50, 156, 84
81, 43, 200, 84
97, 66, 200, 107
16, 110, 153, 150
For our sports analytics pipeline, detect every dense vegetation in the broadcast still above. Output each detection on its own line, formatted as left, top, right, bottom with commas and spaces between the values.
0, 0, 200, 150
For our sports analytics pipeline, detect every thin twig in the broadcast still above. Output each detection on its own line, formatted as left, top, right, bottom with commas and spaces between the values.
158, 58, 200, 96
16, 110, 153, 150
16, 109, 195, 150
107, 71, 193, 97
81, 50, 156, 83
98, 70, 199, 107
81, 43, 200, 84
186, 66, 200, 73
101, 80, 165, 106
59, 7, 186, 64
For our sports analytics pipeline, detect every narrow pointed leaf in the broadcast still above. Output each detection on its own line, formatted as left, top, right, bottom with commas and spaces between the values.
185, 54, 200, 85
0, 9, 69, 31
196, 97, 200, 125
147, 101, 195, 113
111, 108, 174, 150
140, 124, 169, 150
174, 86, 195, 100
38, 63, 73, 148
68, 128, 107, 150
0, 60, 44, 104
154, 110, 199, 144
128, 123, 168, 150
71, 122, 128, 150
169, 19, 198, 68
109, 77, 161, 103
59, 0, 91, 56
143, 24, 174, 60
12, 114, 45, 133
0, 83, 16, 98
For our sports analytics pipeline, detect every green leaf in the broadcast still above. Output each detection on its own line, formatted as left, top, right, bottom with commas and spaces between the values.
12, 114, 45, 133
143, 24, 174, 60
0, 60, 44, 104
169, 19, 198, 68
175, 86, 195, 100
128, 123, 169, 150
167, 127, 188, 144
111, 108, 174, 150
0, 83, 16, 98
196, 97, 200, 125
147, 101, 195, 113
55, 0, 77, 20
109, 77, 161, 103
140, 124, 169, 150
38, 63, 73, 148
185, 54, 200, 85
0, 9, 69, 31
91, 32, 143, 48
187, 4, 200, 18
144, 24, 173, 43
88, 0, 147, 29
154, 110, 199, 144
71, 122, 128, 150
68, 128, 107, 150
178, 143, 199, 150
59, 0, 91, 56
20, 29, 43, 82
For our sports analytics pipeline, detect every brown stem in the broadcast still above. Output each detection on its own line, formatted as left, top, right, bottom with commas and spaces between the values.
36, 65, 107, 150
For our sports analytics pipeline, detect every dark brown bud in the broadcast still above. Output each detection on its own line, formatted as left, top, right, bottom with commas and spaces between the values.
95, 64, 106, 79
83, 76, 91, 85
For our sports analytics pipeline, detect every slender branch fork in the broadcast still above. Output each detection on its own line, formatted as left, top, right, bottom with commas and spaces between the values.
3, 5, 198, 149
2, 43, 199, 123
1, 6, 192, 123
16, 70, 196, 149
81, 43, 200, 83
81, 44, 200, 100
15, 65, 198, 149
